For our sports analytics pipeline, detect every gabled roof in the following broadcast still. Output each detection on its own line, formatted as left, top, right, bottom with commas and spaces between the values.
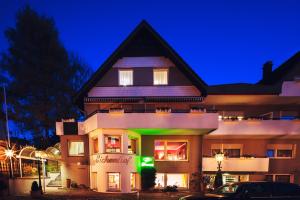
74, 20, 207, 108
258, 51, 300, 85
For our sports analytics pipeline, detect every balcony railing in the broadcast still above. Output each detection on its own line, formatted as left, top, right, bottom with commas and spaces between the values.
84, 111, 219, 133
202, 157, 269, 172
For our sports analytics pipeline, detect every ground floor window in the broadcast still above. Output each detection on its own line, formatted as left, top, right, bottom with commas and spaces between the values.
107, 173, 120, 191
130, 172, 137, 190
204, 174, 249, 190
265, 174, 292, 183
155, 173, 188, 188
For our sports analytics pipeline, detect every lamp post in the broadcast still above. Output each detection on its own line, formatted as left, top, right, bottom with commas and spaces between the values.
35, 151, 43, 193
214, 152, 224, 189
215, 152, 224, 171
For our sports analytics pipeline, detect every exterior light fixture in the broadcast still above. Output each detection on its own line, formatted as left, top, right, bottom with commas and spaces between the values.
237, 116, 243, 121
218, 115, 223, 121
141, 156, 154, 167
215, 152, 224, 171
4, 149, 14, 158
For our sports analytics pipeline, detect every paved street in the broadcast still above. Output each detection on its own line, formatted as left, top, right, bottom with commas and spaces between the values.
1, 188, 194, 200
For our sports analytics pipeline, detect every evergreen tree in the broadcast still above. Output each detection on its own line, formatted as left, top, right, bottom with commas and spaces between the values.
0, 6, 91, 148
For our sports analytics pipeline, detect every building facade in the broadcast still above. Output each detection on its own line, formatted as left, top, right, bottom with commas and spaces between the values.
56, 21, 300, 193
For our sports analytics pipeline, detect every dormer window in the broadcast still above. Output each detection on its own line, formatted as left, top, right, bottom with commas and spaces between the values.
119, 69, 133, 86
153, 69, 168, 85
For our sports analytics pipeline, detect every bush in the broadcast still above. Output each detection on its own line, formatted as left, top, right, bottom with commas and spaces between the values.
31, 181, 39, 192
70, 181, 78, 188
141, 167, 156, 190
163, 185, 178, 192
214, 170, 223, 189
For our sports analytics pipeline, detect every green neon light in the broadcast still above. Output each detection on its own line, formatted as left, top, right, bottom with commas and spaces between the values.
141, 156, 154, 167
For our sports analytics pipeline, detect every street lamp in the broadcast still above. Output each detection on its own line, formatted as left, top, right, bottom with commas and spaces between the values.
215, 152, 224, 171
214, 152, 224, 189
35, 151, 43, 193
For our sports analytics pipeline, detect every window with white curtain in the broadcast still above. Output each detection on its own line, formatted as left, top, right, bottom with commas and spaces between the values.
153, 69, 168, 85
119, 70, 133, 86
68, 141, 84, 156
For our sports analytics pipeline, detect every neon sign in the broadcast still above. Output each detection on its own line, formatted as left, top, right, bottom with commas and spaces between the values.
141, 156, 154, 167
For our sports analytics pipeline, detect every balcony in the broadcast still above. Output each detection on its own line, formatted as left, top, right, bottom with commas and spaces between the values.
84, 111, 218, 134
202, 157, 269, 172
208, 119, 300, 138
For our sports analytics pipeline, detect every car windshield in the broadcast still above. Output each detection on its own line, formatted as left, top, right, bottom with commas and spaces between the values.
213, 183, 240, 195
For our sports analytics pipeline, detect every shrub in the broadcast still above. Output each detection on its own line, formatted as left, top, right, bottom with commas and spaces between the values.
31, 181, 39, 192
163, 185, 178, 192
141, 167, 156, 190
214, 170, 223, 189
70, 181, 78, 188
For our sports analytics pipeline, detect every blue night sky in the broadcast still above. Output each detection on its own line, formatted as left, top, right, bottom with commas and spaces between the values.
1, 0, 300, 85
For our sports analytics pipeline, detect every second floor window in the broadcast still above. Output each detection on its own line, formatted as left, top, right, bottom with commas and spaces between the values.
212, 149, 241, 158
105, 135, 121, 153
266, 144, 295, 158
119, 69, 133, 86
68, 141, 84, 156
154, 140, 187, 161
153, 69, 168, 85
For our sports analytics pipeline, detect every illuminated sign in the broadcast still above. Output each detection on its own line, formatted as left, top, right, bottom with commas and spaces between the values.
95, 154, 132, 165
141, 156, 154, 167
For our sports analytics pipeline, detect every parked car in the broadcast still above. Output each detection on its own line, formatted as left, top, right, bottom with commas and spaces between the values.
179, 181, 300, 199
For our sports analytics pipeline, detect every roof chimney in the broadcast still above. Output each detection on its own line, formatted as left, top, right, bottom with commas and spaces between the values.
263, 61, 273, 82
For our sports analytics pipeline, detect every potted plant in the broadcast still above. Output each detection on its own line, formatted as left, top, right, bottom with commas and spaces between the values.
31, 181, 42, 197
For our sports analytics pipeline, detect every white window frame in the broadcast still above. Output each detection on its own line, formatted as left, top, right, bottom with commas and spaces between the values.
153, 68, 168, 85
118, 69, 133, 86
68, 140, 85, 157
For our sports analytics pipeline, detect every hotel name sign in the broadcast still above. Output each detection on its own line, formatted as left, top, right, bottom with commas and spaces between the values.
95, 154, 133, 165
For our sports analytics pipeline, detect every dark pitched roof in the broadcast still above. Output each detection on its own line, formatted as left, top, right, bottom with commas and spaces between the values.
258, 51, 300, 84
74, 20, 207, 108
207, 83, 279, 95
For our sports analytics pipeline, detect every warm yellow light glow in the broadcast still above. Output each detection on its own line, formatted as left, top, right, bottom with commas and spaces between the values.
218, 115, 223, 121
215, 152, 224, 162
4, 149, 14, 158
35, 151, 42, 158
237, 116, 243, 121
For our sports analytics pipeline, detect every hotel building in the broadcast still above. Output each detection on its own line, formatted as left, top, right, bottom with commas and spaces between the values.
56, 21, 300, 193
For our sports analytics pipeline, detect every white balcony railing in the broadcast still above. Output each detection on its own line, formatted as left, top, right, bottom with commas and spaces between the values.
209, 120, 300, 137
202, 157, 269, 172
84, 112, 219, 133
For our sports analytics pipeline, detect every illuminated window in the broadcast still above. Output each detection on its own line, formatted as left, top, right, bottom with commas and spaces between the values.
128, 138, 137, 154
130, 173, 137, 190
153, 69, 168, 85
167, 174, 188, 188
155, 173, 188, 188
154, 140, 187, 161
105, 135, 121, 153
154, 141, 165, 160
119, 70, 133, 86
93, 138, 98, 154
155, 173, 165, 188
107, 173, 120, 191
68, 141, 84, 156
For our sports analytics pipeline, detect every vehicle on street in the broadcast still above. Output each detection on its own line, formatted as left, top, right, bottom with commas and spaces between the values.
179, 181, 300, 199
